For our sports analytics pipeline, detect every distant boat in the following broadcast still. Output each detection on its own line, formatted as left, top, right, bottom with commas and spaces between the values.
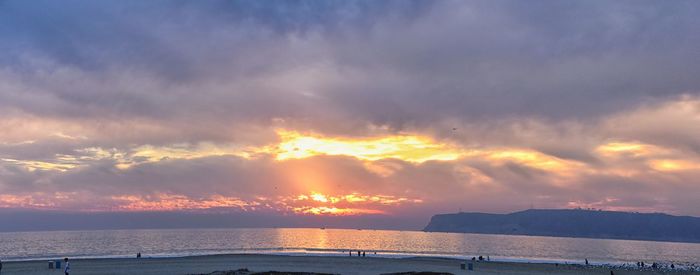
320, 227, 325, 230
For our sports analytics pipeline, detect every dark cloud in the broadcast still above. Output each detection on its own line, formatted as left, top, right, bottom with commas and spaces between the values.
1, 1, 698, 126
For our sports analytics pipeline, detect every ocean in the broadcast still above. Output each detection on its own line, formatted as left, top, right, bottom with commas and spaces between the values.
1, 228, 699, 265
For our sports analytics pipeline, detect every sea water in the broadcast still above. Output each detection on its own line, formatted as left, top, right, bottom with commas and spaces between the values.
1, 228, 699, 265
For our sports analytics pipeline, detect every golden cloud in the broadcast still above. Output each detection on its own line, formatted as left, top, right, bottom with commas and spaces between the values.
0, 158, 78, 172
264, 129, 463, 163
596, 142, 669, 158
260, 129, 585, 177
648, 159, 700, 172
596, 141, 700, 174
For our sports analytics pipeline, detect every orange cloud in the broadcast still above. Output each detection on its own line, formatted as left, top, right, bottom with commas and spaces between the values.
110, 194, 255, 211
0, 193, 80, 209
0, 191, 421, 216
0, 194, 56, 208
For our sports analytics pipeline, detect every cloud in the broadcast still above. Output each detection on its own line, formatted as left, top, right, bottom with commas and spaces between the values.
1, 1, 700, 229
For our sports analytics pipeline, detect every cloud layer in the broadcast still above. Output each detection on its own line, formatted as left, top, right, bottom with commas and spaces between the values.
1, 0, 700, 228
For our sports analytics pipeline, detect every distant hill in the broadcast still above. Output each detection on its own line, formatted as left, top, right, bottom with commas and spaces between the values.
423, 209, 700, 243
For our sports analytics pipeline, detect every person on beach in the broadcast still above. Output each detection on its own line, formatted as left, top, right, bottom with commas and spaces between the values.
585, 258, 589, 265
64, 258, 70, 275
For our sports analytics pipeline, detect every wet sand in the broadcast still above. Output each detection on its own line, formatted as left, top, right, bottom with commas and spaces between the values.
0, 254, 695, 275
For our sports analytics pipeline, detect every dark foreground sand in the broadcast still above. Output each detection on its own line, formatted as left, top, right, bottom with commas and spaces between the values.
0, 254, 695, 275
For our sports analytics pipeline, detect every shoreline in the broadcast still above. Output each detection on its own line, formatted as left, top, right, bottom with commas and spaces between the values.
1, 253, 697, 275
0, 250, 692, 267
0, 250, 641, 265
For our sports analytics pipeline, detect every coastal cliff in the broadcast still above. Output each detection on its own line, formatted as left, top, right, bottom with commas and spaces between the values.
424, 209, 700, 243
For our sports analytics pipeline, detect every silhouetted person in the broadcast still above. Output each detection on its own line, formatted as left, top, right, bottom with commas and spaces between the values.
585, 259, 589, 265
357, 251, 361, 256
362, 251, 366, 257
652, 262, 657, 269
349, 251, 352, 256
137, 252, 141, 259
478, 256, 483, 261
64, 258, 70, 275
671, 264, 675, 269
610, 271, 614, 275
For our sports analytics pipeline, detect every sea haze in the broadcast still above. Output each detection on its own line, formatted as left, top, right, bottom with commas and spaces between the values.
0, 210, 420, 232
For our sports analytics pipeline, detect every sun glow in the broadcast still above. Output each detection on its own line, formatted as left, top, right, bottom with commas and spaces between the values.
292, 206, 384, 215
269, 130, 462, 163
289, 192, 423, 216
310, 193, 330, 203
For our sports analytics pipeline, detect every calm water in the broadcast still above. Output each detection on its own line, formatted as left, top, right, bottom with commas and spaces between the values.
1, 228, 699, 264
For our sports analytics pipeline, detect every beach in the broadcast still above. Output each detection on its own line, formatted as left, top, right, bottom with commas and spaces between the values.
0, 254, 695, 275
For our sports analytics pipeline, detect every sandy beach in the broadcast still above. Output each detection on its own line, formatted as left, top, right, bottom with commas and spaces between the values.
0, 254, 695, 275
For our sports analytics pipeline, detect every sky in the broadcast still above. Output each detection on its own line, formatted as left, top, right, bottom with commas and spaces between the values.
1, 0, 700, 230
